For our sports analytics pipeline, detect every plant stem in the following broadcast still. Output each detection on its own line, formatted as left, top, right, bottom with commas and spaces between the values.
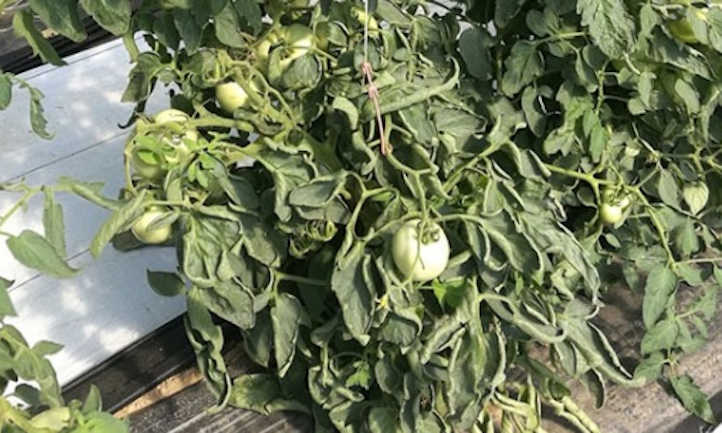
443, 137, 505, 194
537, 32, 587, 44
275, 272, 327, 287
543, 163, 614, 188
0, 189, 37, 229
678, 257, 722, 265
637, 196, 677, 266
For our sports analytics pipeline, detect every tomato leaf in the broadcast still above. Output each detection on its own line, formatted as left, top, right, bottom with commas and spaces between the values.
642, 265, 677, 329
28, 0, 87, 42
185, 289, 230, 405
501, 41, 544, 97
82, 385, 103, 413
670, 375, 717, 424
368, 407, 398, 433
458, 26, 493, 81
0, 74, 11, 110
146, 270, 186, 297
271, 293, 308, 377
79, 0, 131, 36
173, 9, 203, 53
331, 245, 375, 345
6, 231, 78, 278
495, 0, 526, 28
0, 276, 16, 318
229, 374, 282, 415
641, 319, 679, 355
42, 189, 67, 259
633, 352, 665, 382
213, 1, 246, 48
32, 341, 63, 357
577, 0, 636, 58
90, 191, 147, 258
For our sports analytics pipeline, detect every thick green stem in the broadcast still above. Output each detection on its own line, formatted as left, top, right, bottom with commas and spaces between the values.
275, 271, 327, 287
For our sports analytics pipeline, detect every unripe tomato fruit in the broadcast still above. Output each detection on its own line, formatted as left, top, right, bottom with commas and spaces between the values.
154, 108, 190, 124
284, 24, 315, 59
668, 7, 708, 44
600, 203, 625, 226
392, 219, 450, 282
279, 24, 315, 70
216, 80, 261, 113
255, 30, 281, 64
351, 7, 379, 31
155, 109, 197, 160
669, 18, 698, 43
600, 189, 631, 226
131, 152, 164, 181
131, 208, 172, 244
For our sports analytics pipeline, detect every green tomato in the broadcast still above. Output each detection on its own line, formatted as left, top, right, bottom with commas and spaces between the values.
131, 208, 172, 244
350, 7, 379, 31
30, 407, 71, 430
257, 25, 316, 71
254, 29, 281, 65
668, 7, 707, 44
279, 24, 315, 69
600, 203, 625, 226
284, 24, 315, 59
669, 18, 698, 43
216, 82, 249, 112
600, 189, 631, 226
216, 80, 261, 113
154, 108, 190, 124
392, 219, 450, 282
131, 151, 164, 181
164, 134, 195, 164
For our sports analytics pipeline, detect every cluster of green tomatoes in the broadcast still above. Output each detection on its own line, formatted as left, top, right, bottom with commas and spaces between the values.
124, 15, 458, 283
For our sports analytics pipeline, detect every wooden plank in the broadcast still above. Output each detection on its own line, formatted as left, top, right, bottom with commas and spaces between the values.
125, 340, 313, 433
128, 384, 312, 433
63, 317, 194, 414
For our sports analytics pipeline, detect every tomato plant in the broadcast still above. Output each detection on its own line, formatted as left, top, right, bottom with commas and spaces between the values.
2, 0, 722, 432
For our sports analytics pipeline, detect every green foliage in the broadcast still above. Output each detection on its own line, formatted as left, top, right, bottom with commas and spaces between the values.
2, 0, 722, 432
